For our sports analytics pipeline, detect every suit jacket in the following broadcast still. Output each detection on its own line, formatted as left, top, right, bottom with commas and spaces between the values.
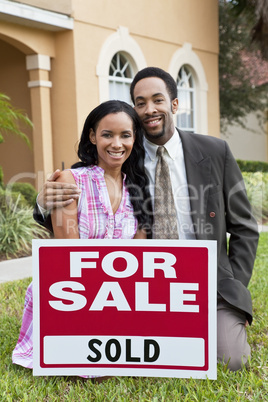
34, 129, 259, 324
178, 129, 259, 324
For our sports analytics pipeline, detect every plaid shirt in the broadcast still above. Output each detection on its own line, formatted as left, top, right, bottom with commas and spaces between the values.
72, 165, 137, 239
12, 165, 137, 372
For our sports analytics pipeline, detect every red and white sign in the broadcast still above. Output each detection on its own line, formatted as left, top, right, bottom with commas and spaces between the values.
33, 239, 217, 379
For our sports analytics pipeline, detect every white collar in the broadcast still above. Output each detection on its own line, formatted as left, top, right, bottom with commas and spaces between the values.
143, 129, 181, 161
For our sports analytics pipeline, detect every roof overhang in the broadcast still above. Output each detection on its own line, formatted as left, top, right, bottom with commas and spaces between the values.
0, 0, 73, 31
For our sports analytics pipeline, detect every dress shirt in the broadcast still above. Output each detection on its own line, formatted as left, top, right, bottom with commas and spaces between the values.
143, 130, 196, 239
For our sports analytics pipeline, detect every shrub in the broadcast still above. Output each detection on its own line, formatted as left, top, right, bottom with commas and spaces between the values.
7, 182, 37, 208
242, 171, 268, 222
0, 194, 49, 259
0, 187, 27, 210
237, 159, 268, 173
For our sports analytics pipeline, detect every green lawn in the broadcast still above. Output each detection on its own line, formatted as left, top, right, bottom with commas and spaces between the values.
0, 233, 267, 401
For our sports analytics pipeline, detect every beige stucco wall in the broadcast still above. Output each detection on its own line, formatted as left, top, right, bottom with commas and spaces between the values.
0, 21, 55, 56
0, 0, 220, 189
74, 0, 218, 54
15, 0, 73, 15
221, 112, 268, 162
72, 0, 219, 137
0, 39, 34, 185
0, 19, 57, 188
49, 30, 79, 171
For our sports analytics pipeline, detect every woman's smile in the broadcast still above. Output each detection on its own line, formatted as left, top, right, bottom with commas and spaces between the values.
107, 150, 125, 158
89, 112, 135, 173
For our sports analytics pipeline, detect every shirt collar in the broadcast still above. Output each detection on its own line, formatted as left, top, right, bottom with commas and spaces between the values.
143, 129, 181, 161
90, 164, 126, 182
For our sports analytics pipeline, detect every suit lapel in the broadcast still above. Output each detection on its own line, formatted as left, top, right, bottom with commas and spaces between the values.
178, 129, 211, 239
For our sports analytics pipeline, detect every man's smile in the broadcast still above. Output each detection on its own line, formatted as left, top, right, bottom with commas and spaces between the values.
144, 116, 163, 128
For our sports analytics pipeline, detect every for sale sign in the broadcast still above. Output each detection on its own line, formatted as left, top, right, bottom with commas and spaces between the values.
33, 239, 217, 379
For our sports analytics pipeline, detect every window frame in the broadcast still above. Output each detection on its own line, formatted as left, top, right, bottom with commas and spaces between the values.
176, 65, 196, 133
109, 52, 134, 103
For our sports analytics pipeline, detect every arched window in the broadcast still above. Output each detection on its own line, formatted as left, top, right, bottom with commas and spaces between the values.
109, 52, 134, 103
97, 26, 146, 103
177, 66, 195, 132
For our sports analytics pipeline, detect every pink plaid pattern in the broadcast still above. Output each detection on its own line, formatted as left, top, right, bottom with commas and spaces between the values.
12, 165, 137, 372
71, 166, 137, 240
12, 282, 33, 368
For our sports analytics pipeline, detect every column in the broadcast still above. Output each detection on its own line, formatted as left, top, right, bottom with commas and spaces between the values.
26, 54, 53, 188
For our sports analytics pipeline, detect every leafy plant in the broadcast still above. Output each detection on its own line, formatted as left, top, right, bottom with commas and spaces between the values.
229, 0, 268, 60
242, 171, 268, 222
0, 194, 49, 259
0, 187, 27, 210
237, 159, 268, 172
0, 93, 32, 147
0, 93, 32, 188
219, 1, 267, 132
6, 182, 37, 208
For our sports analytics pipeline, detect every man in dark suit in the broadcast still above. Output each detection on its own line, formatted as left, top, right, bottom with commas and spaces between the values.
34, 67, 259, 371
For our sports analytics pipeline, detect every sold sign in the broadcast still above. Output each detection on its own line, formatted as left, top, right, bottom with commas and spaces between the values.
33, 239, 217, 379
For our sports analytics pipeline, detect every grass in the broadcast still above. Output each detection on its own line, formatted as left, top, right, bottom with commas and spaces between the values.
0, 233, 267, 401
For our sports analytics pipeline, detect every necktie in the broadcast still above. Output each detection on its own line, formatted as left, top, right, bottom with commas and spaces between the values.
153, 146, 179, 239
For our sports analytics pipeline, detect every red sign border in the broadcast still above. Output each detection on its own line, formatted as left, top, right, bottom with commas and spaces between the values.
33, 239, 217, 379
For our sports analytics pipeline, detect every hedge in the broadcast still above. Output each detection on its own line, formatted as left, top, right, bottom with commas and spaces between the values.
237, 159, 268, 172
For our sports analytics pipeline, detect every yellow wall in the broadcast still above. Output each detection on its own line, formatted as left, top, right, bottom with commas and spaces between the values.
0, 40, 34, 185
0, 0, 221, 188
74, 0, 218, 54
15, 0, 73, 15
49, 31, 77, 171
0, 21, 55, 56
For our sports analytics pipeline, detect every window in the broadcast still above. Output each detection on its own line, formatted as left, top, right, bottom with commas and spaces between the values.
109, 53, 134, 103
177, 66, 195, 132
97, 26, 146, 103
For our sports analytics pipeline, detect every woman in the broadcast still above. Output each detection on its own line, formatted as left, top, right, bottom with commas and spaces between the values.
12, 100, 152, 370
52, 99, 152, 239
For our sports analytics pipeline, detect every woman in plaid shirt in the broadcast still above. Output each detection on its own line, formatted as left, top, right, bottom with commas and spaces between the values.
12, 100, 152, 371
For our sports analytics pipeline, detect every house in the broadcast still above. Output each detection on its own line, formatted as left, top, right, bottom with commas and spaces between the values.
0, 0, 220, 188
221, 51, 268, 163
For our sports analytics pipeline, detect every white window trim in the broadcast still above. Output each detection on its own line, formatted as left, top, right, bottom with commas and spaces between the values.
177, 66, 196, 132
109, 76, 133, 84
169, 42, 208, 135
96, 26, 147, 103
109, 52, 134, 103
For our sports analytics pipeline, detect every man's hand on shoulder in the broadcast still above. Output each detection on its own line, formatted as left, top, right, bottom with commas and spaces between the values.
37, 169, 81, 211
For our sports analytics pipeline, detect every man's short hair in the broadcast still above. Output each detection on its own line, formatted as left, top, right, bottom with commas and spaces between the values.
130, 67, 178, 104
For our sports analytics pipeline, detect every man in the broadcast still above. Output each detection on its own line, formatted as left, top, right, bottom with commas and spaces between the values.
35, 67, 259, 371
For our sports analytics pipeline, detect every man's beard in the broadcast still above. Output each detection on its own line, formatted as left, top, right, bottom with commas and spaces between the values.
144, 122, 165, 142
